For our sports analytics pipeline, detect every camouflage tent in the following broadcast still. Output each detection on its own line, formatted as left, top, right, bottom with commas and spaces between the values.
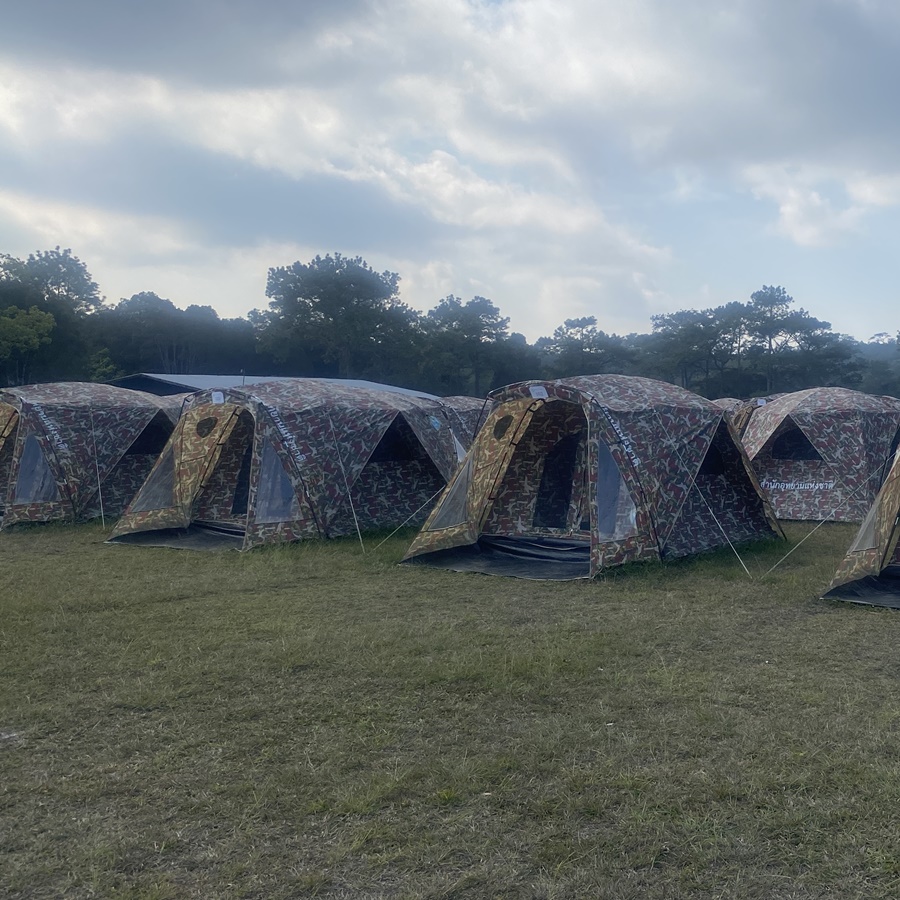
440, 396, 489, 448
821, 450, 900, 606
741, 388, 900, 522
108, 379, 469, 551
712, 398, 744, 432
0, 383, 182, 526
402, 375, 782, 580
725, 394, 787, 437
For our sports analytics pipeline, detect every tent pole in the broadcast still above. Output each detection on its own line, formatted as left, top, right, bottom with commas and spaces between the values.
327, 412, 365, 554
89, 403, 106, 529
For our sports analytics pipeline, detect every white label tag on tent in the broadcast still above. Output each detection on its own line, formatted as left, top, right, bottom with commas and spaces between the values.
529, 386, 549, 399
211, 391, 225, 404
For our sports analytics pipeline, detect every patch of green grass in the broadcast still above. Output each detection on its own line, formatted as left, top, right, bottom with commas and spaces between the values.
3, 520, 899, 897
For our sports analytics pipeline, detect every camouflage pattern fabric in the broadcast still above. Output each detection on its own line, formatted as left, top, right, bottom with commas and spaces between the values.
0, 383, 178, 526
728, 394, 787, 437
822, 451, 900, 598
742, 388, 900, 522
110, 378, 471, 550
440, 396, 490, 448
403, 375, 782, 577
0, 402, 18, 513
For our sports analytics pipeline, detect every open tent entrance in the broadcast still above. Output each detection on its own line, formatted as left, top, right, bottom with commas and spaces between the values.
769, 418, 822, 461
420, 399, 596, 579
112, 404, 256, 550
485, 399, 591, 537
331, 413, 447, 535
823, 509, 900, 607
192, 408, 256, 539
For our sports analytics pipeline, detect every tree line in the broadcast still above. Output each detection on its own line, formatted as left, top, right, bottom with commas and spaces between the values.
1, 247, 897, 399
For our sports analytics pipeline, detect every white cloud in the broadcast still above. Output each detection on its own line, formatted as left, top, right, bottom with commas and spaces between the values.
846, 173, 900, 207
743, 165, 866, 247
4, 0, 900, 345
0, 188, 285, 313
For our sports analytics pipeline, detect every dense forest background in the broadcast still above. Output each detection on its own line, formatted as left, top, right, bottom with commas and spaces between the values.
1, 247, 896, 400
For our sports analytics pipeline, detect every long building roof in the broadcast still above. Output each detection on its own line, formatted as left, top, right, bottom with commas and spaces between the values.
109, 373, 440, 400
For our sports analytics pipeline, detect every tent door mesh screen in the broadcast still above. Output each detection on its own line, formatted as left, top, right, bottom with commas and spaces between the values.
255, 439, 300, 524
850, 500, 880, 553
14, 433, 60, 504
881, 428, 900, 484
595, 439, 637, 541
131, 446, 176, 512
427, 454, 473, 531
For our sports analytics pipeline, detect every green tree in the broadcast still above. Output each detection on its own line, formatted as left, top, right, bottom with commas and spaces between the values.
647, 308, 722, 392
422, 295, 510, 394
95, 293, 259, 376
0, 306, 55, 385
20, 247, 103, 313
536, 316, 635, 379
0, 248, 104, 380
260, 253, 418, 379
745, 285, 832, 392
87, 348, 125, 382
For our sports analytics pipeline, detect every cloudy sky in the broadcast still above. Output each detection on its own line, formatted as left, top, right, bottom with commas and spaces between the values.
0, 0, 898, 342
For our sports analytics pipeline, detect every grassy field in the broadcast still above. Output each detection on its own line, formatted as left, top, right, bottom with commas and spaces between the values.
2, 522, 900, 898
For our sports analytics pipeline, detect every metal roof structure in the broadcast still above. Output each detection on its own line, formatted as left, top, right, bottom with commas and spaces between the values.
109, 373, 440, 400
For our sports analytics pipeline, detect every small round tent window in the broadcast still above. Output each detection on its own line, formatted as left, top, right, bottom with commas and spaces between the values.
196, 416, 218, 438
493, 415, 513, 440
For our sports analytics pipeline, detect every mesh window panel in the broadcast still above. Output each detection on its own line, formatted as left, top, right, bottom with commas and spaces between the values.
131, 446, 176, 512
427, 455, 473, 531
849, 500, 880, 553
14, 434, 60, 503
596, 440, 636, 541
255, 440, 299, 524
